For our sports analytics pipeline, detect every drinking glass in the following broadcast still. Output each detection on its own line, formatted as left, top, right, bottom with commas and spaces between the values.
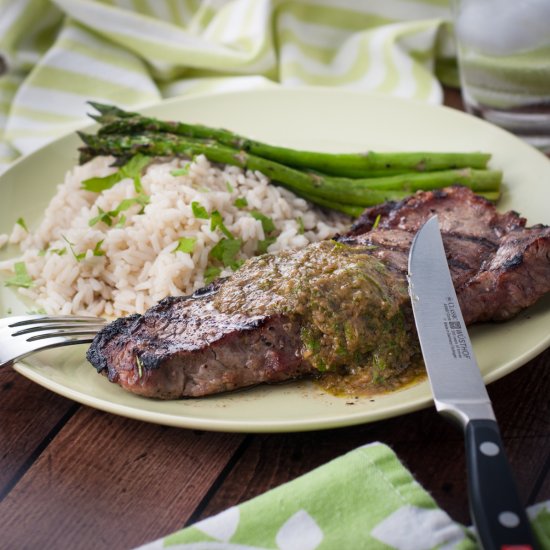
452, 0, 550, 153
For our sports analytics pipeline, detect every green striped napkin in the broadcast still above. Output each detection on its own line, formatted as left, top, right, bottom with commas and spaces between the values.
136, 442, 549, 550
0, 0, 457, 171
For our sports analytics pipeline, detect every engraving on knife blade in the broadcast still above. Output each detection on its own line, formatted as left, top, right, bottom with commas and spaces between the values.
442, 297, 471, 360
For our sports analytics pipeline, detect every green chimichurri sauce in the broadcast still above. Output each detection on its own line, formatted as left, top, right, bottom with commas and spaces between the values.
212, 240, 423, 396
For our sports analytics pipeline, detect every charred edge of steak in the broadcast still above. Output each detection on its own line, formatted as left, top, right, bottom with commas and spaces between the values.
190, 277, 227, 298
86, 314, 140, 375
345, 199, 401, 236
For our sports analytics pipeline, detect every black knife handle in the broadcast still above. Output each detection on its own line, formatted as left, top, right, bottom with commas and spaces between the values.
466, 419, 539, 550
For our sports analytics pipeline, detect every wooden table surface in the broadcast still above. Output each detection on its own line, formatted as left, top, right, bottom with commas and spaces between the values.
1, 90, 549, 550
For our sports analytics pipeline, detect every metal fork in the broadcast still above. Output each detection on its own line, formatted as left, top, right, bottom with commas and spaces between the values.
0, 315, 107, 368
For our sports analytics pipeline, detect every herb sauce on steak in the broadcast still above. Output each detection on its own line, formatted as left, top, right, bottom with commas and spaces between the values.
212, 240, 421, 388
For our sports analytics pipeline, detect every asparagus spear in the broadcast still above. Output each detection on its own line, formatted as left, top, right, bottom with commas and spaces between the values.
88, 102, 492, 178
78, 131, 502, 207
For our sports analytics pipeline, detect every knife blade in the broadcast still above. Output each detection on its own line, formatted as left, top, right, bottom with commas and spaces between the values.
408, 215, 538, 550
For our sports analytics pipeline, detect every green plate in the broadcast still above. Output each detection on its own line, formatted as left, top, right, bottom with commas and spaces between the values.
1, 88, 549, 432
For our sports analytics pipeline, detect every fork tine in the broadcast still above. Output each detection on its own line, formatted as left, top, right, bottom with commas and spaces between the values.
8, 315, 105, 327
25, 328, 104, 341
0, 315, 44, 330
12, 323, 106, 337
2, 335, 98, 367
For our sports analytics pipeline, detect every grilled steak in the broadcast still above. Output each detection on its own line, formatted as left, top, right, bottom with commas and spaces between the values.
87, 186, 550, 399
340, 186, 549, 324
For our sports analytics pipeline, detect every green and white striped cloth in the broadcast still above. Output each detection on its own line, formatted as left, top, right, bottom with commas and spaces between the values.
137, 443, 549, 550
0, 0, 458, 171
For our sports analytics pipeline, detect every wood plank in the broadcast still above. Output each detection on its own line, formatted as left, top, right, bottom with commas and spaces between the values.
0, 366, 77, 495
197, 352, 550, 527
191, 423, 380, 522
0, 406, 245, 549
491, 351, 550, 438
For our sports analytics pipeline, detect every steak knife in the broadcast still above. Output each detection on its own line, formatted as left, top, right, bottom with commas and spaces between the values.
407, 216, 539, 550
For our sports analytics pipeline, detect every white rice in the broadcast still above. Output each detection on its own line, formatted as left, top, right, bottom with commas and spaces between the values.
0, 155, 351, 317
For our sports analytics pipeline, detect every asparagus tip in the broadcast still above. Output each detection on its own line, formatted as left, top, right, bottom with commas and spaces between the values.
87, 101, 135, 118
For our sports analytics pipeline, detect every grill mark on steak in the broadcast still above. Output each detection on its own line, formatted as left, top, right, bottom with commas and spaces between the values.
89, 295, 311, 398
347, 187, 525, 250
339, 229, 500, 298
87, 186, 550, 399
456, 227, 550, 322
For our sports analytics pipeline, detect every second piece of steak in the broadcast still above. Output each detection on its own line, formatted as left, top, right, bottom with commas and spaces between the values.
342, 186, 550, 323
87, 186, 550, 399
